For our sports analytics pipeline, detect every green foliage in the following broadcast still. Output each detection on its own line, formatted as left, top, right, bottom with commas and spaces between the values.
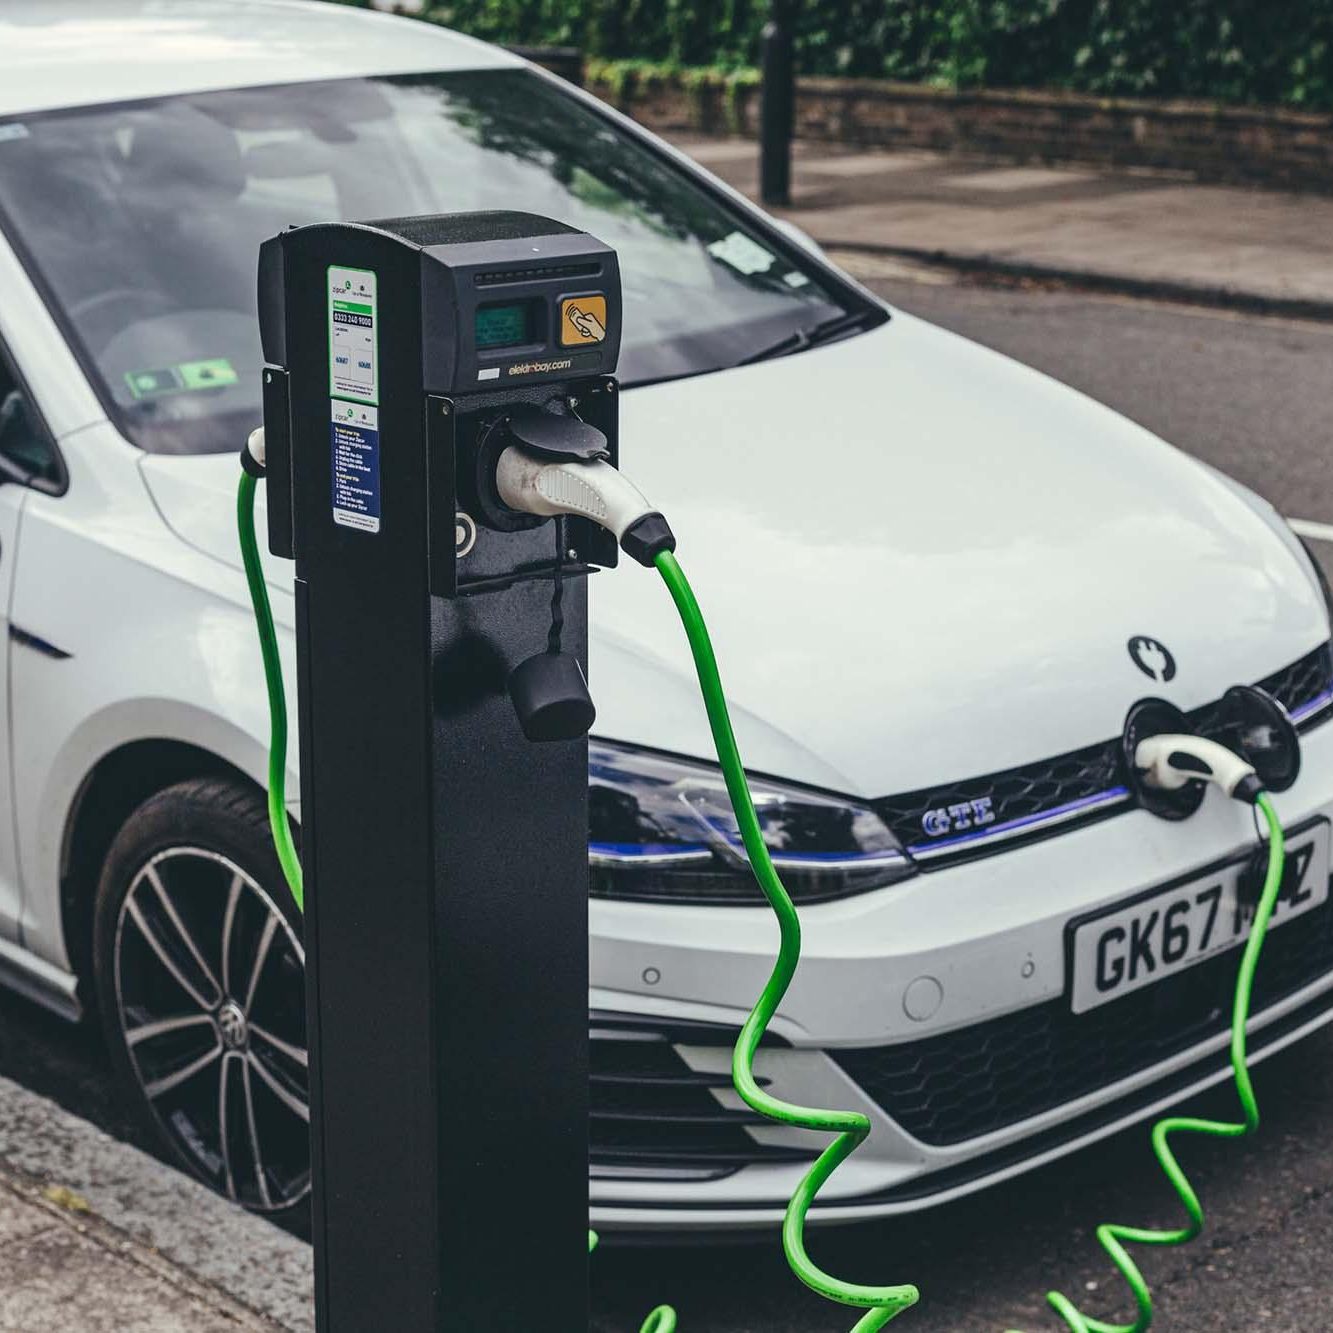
344, 1, 1333, 109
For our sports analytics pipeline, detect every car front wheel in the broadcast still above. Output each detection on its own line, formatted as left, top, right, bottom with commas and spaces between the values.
93, 778, 310, 1218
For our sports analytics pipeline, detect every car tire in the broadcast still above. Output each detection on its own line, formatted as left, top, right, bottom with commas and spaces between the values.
92, 777, 310, 1220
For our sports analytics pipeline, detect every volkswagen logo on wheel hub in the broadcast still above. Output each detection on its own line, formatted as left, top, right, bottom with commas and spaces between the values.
1127, 635, 1176, 682
217, 999, 249, 1051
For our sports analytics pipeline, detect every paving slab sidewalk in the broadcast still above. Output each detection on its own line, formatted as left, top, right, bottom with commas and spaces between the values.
674, 137, 1333, 317
0, 1073, 312, 1333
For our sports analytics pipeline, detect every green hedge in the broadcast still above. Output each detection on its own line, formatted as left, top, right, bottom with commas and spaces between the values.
355, 2, 1333, 110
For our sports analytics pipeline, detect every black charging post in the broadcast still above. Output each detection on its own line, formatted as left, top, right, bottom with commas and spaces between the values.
257, 213, 623, 1331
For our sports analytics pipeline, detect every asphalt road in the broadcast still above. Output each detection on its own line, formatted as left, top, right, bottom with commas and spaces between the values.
2, 275, 1332, 1331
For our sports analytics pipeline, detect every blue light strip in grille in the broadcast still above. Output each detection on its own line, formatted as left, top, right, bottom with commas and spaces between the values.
1292, 687, 1333, 724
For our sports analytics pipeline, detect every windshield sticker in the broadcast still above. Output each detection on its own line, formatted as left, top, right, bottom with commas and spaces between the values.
707, 231, 776, 276
178, 358, 238, 390
783, 270, 811, 288
0, 124, 29, 144
327, 266, 379, 405
126, 367, 182, 399
125, 358, 238, 400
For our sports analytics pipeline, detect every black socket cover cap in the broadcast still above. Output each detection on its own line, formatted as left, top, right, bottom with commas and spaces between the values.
508, 651, 596, 742
505, 404, 608, 460
621, 512, 676, 567
1221, 684, 1300, 794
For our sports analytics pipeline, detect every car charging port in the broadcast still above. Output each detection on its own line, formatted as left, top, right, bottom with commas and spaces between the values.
1124, 686, 1303, 819
1122, 697, 1208, 819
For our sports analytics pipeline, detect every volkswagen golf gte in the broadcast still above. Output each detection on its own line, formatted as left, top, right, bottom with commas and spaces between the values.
1, 0, 1331, 1231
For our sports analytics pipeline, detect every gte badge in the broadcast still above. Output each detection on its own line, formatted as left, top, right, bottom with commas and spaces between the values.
921, 797, 996, 838
560, 294, 607, 346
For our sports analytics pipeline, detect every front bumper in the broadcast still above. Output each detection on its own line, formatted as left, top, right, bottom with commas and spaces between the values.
588, 711, 1333, 1231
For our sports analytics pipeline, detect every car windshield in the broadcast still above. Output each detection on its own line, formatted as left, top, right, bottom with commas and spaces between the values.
0, 68, 857, 455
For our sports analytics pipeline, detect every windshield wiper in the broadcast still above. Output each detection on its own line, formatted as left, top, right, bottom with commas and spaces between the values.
735, 307, 883, 366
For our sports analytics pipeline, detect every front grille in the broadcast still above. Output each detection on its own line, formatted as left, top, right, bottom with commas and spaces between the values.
879, 642, 1333, 865
878, 738, 1125, 861
833, 885, 1333, 1147
589, 1014, 815, 1180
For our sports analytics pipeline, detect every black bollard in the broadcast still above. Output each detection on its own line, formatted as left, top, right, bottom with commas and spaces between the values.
759, 0, 795, 206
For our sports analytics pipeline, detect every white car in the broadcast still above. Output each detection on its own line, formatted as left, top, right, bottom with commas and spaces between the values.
1, 0, 1331, 1233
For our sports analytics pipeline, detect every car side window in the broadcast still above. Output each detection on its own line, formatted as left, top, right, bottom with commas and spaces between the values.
0, 353, 63, 492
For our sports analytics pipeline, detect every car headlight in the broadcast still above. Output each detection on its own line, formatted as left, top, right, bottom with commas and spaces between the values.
589, 740, 915, 905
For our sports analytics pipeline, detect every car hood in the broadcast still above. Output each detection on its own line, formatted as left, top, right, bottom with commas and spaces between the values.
140, 311, 1327, 799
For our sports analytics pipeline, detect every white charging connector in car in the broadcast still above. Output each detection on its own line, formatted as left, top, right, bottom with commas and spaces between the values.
1135, 733, 1264, 804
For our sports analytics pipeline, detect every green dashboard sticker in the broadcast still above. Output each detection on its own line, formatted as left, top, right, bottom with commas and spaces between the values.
179, 358, 239, 390
126, 358, 238, 400
125, 367, 181, 399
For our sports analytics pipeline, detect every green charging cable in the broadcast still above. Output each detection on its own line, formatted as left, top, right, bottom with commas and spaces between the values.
239, 470, 674, 1331
588, 1232, 677, 1332
237, 471, 303, 911
241, 466, 1288, 1333
655, 549, 920, 1332
1005, 791, 1286, 1333
657, 548, 1290, 1333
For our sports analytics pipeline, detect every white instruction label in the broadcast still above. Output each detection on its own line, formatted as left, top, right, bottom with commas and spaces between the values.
327, 266, 378, 404
330, 400, 381, 534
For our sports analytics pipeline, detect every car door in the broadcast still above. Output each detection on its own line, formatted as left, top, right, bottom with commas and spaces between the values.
0, 348, 64, 940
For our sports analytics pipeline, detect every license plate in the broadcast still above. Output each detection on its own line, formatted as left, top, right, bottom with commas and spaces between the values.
1069, 821, 1330, 1014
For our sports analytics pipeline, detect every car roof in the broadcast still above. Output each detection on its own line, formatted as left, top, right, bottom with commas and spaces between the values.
0, 0, 518, 119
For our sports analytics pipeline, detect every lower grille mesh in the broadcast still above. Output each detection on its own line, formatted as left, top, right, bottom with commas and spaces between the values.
589, 1015, 813, 1179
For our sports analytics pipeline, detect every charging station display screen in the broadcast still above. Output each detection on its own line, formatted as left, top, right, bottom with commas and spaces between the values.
475, 302, 532, 350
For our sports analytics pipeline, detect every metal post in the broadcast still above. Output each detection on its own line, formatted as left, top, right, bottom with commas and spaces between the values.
759, 0, 795, 206
264, 221, 592, 1332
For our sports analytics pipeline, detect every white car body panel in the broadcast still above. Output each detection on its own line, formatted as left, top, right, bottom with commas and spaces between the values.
9, 424, 287, 975
137, 315, 1326, 797
0, 0, 1330, 1229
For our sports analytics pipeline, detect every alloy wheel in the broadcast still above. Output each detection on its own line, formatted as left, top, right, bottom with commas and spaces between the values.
113, 847, 309, 1212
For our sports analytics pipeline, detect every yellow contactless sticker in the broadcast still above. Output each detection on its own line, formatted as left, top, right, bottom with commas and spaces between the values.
560, 295, 607, 346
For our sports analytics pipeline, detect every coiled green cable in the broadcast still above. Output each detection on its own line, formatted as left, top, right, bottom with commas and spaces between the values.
238, 471, 303, 912
1006, 792, 1286, 1333
655, 549, 921, 1332
588, 1232, 677, 1332
657, 547, 1290, 1333
242, 469, 1288, 1333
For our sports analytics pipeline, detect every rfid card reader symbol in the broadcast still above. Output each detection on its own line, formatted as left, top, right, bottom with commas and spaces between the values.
560, 295, 607, 346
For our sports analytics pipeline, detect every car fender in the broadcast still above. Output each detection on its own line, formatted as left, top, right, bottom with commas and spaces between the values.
11, 429, 296, 974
